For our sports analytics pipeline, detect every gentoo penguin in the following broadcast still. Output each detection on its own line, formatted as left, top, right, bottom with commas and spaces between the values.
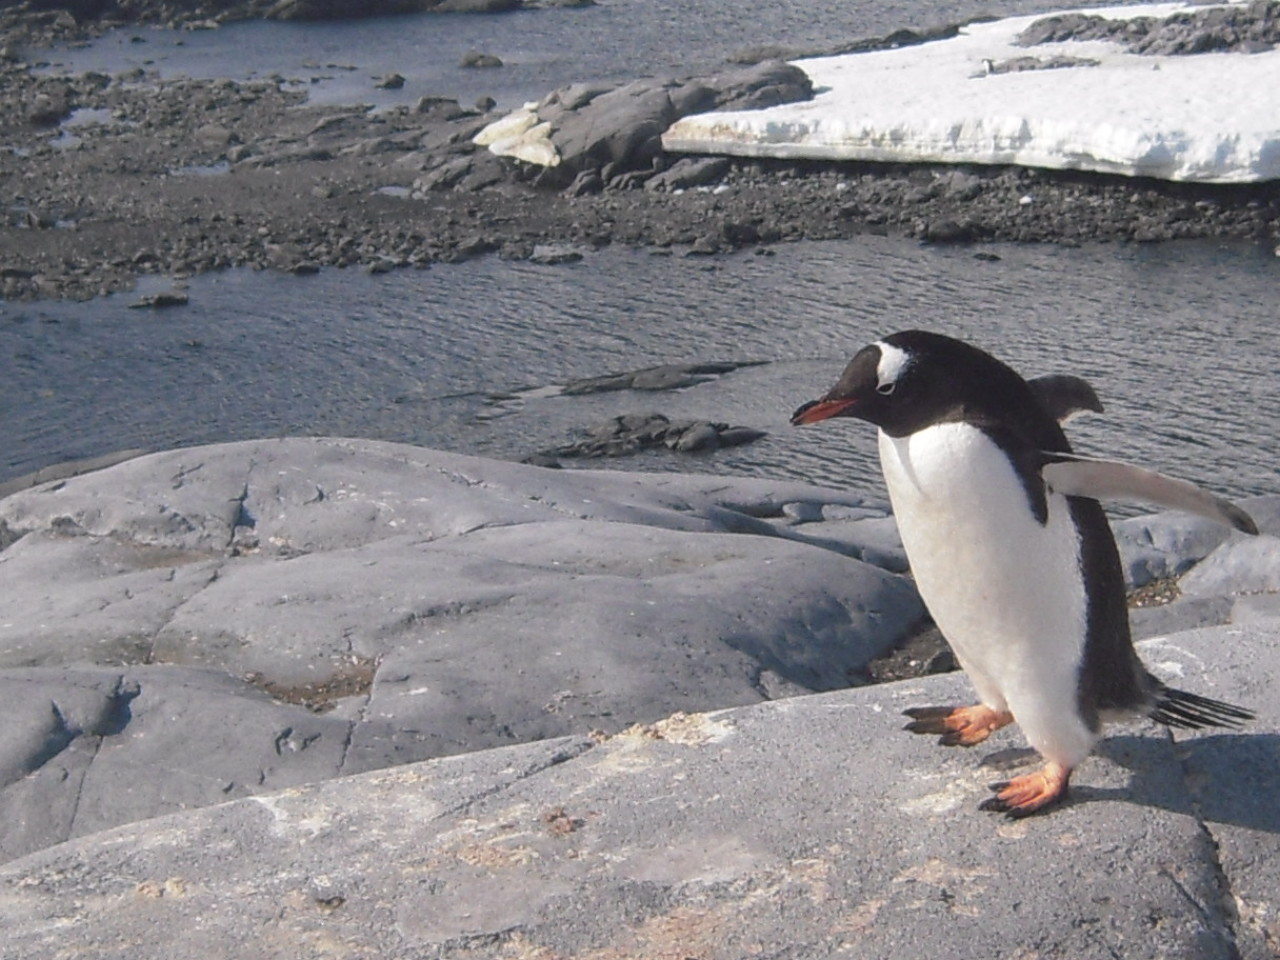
791, 330, 1256, 817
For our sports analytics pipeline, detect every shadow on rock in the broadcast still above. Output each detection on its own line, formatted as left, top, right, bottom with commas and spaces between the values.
1086, 733, 1280, 834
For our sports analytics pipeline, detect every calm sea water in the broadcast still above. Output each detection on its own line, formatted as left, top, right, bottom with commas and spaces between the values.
4, 237, 1277, 504
7, 1, 1276, 505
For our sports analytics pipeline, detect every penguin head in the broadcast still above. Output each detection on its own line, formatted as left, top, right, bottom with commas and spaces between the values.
791, 330, 1036, 438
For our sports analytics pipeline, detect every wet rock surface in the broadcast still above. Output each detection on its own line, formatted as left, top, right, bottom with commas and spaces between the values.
531, 411, 767, 462
2, 7, 1280, 300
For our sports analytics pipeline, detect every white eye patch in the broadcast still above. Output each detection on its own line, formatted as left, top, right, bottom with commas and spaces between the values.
874, 341, 912, 392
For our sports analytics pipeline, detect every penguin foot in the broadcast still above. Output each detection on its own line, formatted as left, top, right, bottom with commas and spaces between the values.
903, 704, 1014, 747
979, 763, 1071, 818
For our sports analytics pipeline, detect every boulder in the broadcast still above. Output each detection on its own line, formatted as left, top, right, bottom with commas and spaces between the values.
1113, 511, 1236, 588
1179, 533, 1280, 598
478, 60, 812, 188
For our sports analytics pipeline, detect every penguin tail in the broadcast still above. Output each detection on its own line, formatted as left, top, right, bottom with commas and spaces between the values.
1149, 684, 1254, 730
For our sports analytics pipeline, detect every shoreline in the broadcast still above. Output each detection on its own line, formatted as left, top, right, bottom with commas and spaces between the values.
4, 6, 1280, 302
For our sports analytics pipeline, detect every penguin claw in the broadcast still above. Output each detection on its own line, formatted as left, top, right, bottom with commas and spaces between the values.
902, 704, 1014, 747
979, 763, 1071, 818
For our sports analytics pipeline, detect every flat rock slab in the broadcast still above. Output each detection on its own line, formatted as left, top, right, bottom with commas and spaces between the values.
0, 438, 922, 862
0, 666, 356, 864
1, 621, 1275, 959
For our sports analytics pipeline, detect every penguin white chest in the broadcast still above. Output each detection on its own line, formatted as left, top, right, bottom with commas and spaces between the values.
877, 424, 1090, 723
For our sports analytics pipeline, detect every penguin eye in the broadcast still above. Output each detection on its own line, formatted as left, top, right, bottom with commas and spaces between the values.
876, 382, 896, 396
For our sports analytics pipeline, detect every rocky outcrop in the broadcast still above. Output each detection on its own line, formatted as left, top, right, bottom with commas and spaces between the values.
475, 59, 813, 190
0, 438, 1276, 956
0, 438, 923, 863
0, 621, 1276, 960
2, 439, 1276, 872
1017, 0, 1280, 54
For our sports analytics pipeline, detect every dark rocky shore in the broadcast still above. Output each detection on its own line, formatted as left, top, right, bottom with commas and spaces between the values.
3, 0, 1280, 300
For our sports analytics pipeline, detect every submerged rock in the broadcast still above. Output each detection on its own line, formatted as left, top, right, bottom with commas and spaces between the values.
535, 412, 767, 460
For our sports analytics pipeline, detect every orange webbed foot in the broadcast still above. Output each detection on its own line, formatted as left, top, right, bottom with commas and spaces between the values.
903, 704, 1014, 747
979, 762, 1072, 818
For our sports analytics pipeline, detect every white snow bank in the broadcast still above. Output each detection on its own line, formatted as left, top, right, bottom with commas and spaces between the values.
663, 2, 1280, 183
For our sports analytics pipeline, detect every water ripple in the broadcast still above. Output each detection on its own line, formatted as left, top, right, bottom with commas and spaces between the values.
2, 237, 1276, 505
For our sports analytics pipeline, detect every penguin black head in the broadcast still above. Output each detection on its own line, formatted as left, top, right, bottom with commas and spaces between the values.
790, 330, 1054, 441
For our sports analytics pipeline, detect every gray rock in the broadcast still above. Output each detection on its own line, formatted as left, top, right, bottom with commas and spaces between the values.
459, 50, 504, 69
0, 664, 369, 864
781, 514, 910, 573
1232, 592, 1280, 623
127, 291, 189, 309
0, 529, 223, 668
268, 0, 520, 18
1113, 511, 1235, 588
644, 156, 732, 192
1239, 494, 1280, 535
435, 0, 522, 10
537, 412, 766, 460
547, 78, 681, 182
412, 154, 477, 192
412, 95, 468, 120
193, 123, 234, 148
1018, 2, 1280, 55
983, 54, 1100, 74
565, 167, 603, 195
1179, 533, 1280, 598
0, 448, 147, 501
702, 58, 815, 111
1, 622, 1274, 959
26, 89, 71, 127
716, 425, 768, 448
0, 439, 923, 862
529, 242, 587, 264
672, 421, 721, 451
518, 60, 811, 188
780, 501, 824, 523
822, 502, 891, 521
922, 217, 981, 243
1130, 595, 1234, 640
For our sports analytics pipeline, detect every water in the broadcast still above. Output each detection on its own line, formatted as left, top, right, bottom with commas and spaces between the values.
8, 0, 1277, 506
4, 237, 1277, 506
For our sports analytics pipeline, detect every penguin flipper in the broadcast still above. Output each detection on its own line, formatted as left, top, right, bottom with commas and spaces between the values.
1028, 374, 1104, 423
1041, 455, 1259, 535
